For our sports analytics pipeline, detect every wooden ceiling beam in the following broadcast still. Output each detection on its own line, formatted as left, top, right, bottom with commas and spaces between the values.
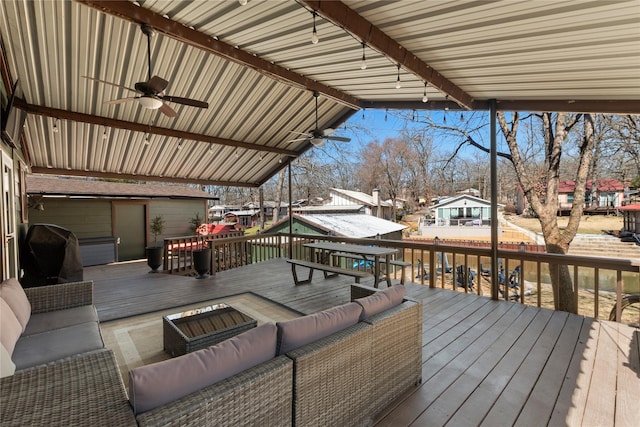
301, 0, 475, 110
17, 100, 298, 156
76, 0, 361, 110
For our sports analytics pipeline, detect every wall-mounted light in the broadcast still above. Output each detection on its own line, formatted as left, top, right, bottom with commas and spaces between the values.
311, 12, 319, 44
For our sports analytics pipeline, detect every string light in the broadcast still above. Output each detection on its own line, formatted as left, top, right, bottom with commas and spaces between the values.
360, 43, 367, 70
238, 0, 247, 5
235, 149, 240, 158
208, 143, 214, 153
422, 82, 429, 103
144, 133, 150, 145
311, 12, 319, 44
385, 108, 388, 122
52, 118, 59, 133
395, 64, 401, 89
177, 140, 183, 150
102, 127, 108, 140
445, 94, 450, 111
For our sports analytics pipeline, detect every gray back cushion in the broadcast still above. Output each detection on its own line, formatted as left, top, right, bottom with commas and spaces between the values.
354, 284, 405, 321
129, 322, 277, 415
276, 302, 363, 355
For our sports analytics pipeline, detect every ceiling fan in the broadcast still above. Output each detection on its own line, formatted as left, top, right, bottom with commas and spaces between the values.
83, 24, 208, 118
288, 91, 351, 147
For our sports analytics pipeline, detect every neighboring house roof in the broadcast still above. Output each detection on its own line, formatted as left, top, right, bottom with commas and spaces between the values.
27, 175, 217, 200
283, 214, 406, 238
243, 201, 289, 209
225, 210, 259, 217
618, 203, 640, 212
294, 205, 364, 213
429, 194, 502, 209
330, 188, 392, 207
558, 179, 625, 193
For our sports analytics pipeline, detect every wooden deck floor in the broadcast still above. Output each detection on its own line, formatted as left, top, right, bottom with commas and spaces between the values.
86, 259, 640, 426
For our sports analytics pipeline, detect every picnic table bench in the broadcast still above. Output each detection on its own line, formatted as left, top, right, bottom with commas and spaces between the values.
286, 259, 370, 285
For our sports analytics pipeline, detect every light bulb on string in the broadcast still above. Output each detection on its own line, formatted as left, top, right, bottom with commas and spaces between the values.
238, 0, 247, 5
360, 43, 367, 70
422, 82, 429, 103
311, 12, 319, 44
395, 64, 401, 89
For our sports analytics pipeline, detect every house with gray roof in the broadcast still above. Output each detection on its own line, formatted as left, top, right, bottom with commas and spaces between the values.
27, 175, 217, 264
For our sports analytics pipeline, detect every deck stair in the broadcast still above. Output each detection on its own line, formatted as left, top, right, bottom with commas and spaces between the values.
568, 234, 640, 260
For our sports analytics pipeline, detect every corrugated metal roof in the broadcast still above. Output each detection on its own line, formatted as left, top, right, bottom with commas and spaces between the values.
1, 0, 638, 187
298, 213, 406, 238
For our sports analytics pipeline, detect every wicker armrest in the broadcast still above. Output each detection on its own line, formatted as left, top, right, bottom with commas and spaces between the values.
286, 322, 374, 427
0, 349, 136, 426
136, 356, 293, 427
365, 300, 423, 413
24, 280, 94, 314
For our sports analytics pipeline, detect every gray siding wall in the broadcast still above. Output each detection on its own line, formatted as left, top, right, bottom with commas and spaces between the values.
148, 199, 207, 241
28, 199, 112, 239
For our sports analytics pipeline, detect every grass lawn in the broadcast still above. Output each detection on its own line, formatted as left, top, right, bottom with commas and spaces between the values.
507, 214, 623, 235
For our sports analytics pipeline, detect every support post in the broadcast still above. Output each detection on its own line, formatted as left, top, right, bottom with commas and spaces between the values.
490, 99, 499, 300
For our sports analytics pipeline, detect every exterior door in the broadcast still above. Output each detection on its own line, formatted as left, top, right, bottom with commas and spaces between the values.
113, 202, 146, 261
1, 152, 18, 279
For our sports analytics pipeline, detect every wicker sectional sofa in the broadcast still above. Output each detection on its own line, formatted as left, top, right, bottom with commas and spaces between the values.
1, 279, 422, 427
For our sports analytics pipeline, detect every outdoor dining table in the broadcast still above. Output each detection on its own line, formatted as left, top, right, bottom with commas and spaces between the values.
303, 242, 397, 288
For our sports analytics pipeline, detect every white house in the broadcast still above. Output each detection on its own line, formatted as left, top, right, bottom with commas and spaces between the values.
326, 188, 394, 220
420, 195, 502, 239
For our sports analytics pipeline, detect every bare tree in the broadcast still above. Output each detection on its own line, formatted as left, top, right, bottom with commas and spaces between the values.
498, 112, 595, 313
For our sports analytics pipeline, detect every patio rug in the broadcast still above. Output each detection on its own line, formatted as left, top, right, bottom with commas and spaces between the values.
100, 293, 300, 390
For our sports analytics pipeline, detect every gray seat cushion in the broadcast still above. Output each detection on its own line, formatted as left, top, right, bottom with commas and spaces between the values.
23, 305, 99, 336
13, 322, 104, 370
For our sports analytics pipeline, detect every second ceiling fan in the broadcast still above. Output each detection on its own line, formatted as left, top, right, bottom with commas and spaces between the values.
84, 24, 208, 118
288, 91, 351, 147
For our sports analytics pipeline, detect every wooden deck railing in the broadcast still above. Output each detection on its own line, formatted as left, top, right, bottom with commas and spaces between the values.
166, 232, 640, 325
162, 231, 244, 273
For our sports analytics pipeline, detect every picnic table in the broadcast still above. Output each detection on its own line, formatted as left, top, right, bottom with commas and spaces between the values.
302, 242, 397, 288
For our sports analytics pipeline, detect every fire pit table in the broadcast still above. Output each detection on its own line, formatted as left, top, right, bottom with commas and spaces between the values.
163, 303, 257, 357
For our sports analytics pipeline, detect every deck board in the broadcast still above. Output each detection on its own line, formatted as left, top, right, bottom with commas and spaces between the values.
85, 258, 640, 426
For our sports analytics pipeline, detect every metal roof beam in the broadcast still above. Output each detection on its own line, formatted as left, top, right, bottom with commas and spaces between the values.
301, 0, 475, 110
29, 167, 259, 188
17, 101, 298, 156
364, 100, 640, 114
76, 0, 362, 110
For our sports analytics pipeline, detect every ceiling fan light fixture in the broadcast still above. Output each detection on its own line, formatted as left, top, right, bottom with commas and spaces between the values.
138, 96, 163, 110
311, 137, 324, 147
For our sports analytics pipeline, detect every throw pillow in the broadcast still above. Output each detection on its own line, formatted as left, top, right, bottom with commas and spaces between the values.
354, 284, 405, 321
129, 322, 277, 415
0, 342, 16, 378
0, 298, 23, 355
276, 302, 363, 355
0, 278, 31, 332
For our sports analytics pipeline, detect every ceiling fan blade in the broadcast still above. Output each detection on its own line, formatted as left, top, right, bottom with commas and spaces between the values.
322, 128, 336, 136
325, 135, 351, 142
104, 97, 137, 105
83, 76, 138, 94
147, 76, 169, 94
287, 137, 310, 143
158, 102, 177, 117
162, 95, 208, 109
